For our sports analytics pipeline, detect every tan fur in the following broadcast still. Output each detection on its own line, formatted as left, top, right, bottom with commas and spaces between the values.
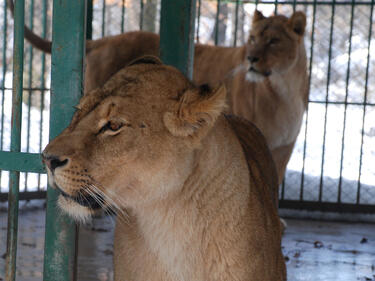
81, 12, 308, 185
43, 60, 286, 281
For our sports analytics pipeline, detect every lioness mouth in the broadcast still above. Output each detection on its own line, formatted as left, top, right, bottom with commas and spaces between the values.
249, 67, 271, 77
56, 186, 103, 210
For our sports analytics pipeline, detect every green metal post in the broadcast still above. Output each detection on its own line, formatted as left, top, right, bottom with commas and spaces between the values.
6, 0, 25, 278
43, 0, 86, 280
25, 0, 35, 191
37, 0, 48, 189
0, 0, 9, 193
86, 0, 93, 40
160, 0, 196, 79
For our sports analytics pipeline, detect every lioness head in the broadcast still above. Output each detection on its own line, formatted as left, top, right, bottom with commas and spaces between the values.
245, 10, 306, 82
42, 57, 226, 223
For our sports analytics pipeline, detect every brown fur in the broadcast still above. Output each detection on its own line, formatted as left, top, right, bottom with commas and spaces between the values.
42, 59, 286, 281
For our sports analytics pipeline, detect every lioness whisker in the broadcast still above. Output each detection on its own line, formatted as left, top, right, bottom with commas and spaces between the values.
86, 183, 130, 225
82, 187, 116, 226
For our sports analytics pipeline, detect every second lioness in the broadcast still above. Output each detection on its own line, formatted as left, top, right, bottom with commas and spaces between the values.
21, 9, 308, 185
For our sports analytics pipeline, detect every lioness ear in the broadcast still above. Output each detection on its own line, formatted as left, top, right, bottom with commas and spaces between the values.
288, 11, 306, 36
252, 10, 265, 23
164, 85, 227, 137
127, 55, 163, 67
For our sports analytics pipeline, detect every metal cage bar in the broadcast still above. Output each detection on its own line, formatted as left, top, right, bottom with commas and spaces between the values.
337, 0, 356, 203
5, 0, 25, 279
318, 0, 336, 202
357, 0, 374, 205
43, 0, 87, 279
0, 0, 8, 194
24, 0, 35, 192
160, 0, 197, 79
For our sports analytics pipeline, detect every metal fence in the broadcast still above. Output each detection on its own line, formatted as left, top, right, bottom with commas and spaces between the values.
0, 0, 374, 214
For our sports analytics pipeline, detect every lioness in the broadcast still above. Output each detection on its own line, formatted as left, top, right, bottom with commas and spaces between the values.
15, 0, 308, 184
42, 57, 286, 281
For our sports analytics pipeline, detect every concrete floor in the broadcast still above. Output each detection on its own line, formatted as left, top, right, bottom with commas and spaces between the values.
1, 203, 375, 281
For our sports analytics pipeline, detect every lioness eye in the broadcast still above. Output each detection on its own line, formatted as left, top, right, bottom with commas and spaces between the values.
99, 121, 124, 134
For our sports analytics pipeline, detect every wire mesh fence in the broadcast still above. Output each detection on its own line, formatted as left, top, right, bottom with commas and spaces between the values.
0, 0, 374, 212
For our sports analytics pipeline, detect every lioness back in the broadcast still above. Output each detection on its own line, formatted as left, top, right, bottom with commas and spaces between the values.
43, 57, 286, 281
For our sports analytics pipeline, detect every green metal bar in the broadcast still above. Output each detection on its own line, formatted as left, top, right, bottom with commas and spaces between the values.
0, 0, 9, 193
214, 0, 221, 45
121, 0, 126, 33
25, 0, 35, 192
1, 86, 49, 91
308, 100, 375, 106
160, 0, 197, 79
233, 0, 239, 47
101, 0, 106, 37
274, 0, 279, 14
357, 0, 374, 204
140, 0, 144, 30
37, 0, 48, 190
0, 151, 45, 173
207, 0, 374, 4
196, 0, 201, 42
318, 0, 336, 202
300, 0, 317, 201
0, 190, 46, 202
6, 0, 25, 278
86, 0, 93, 40
338, 0, 356, 203
43, 0, 86, 279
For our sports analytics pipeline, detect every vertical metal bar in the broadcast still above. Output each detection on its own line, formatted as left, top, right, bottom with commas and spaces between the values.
101, 0, 106, 37
214, 0, 221, 46
357, 0, 374, 204
6, 0, 25, 279
196, 0, 201, 42
38, 0, 48, 190
318, 0, 335, 202
300, 0, 317, 201
140, 0, 144, 30
121, 0, 126, 33
0, 0, 9, 193
233, 0, 239, 47
160, 0, 197, 79
292, 0, 297, 12
43, 0, 86, 279
338, 0, 355, 203
25, 0, 35, 192
274, 0, 279, 14
86, 0, 93, 40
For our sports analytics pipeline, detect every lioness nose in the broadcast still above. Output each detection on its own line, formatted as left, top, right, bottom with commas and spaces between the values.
42, 154, 69, 172
247, 56, 259, 63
